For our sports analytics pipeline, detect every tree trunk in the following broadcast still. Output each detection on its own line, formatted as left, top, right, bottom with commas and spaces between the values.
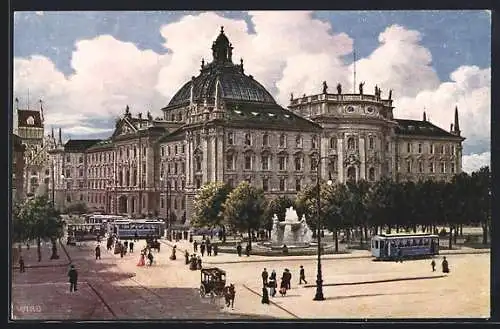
247, 229, 252, 250
359, 226, 364, 247
387, 225, 392, 234
396, 225, 399, 233
453, 226, 458, 244
363, 225, 368, 243
222, 225, 227, 243
413, 225, 417, 233
459, 224, 463, 236
50, 238, 60, 260
334, 228, 339, 253
448, 225, 453, 250
37, 237, 42, 262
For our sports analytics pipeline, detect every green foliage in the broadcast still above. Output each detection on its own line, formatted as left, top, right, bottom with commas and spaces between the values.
223, 181, 267, 234
193, 181, 232, 228
268, 196, 293, 222
13, 195, 65, 243
65, 201, 88, 215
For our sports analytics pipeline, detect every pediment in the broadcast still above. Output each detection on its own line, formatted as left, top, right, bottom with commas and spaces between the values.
112, 118, 137, 138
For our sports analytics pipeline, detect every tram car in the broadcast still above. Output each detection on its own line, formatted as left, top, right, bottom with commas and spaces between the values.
109, 219, 165, 239
371, 233, 439, 260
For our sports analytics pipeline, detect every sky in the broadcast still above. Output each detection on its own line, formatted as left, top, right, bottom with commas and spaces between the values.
13, 10, 491, 173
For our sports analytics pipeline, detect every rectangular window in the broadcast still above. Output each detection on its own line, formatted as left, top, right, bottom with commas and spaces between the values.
430, 144, 434, 154
279, 135, 286, 148
161, 147, 165, 157
407, 161, 412, 173
262, 178, 269, 192
279, 178, 286, 191
418, 143, 422, 153
451, 162, 455, 173
441, 162, 446, 173
245, 155, 252, 170
295, 179, 301, 192
79, 169, 83, 177
279, 157, 287, 171
386, 142, 390, 152
226, 154, 234, 170
262, 155, 269, 170
160, 198, 164, 208
228, 179, 234, 188
369, 137, 374, 150
295, 157, 302, 171
174, 163, 178, 174
429, 162, 434, 173
419, 161, 423, 173
65, 169, 71, 178
227, 132, 234, 145
441, 145, 445, 154
311, 158, 318, 171
407, 143, 412, 153
245, 134, 252, 146
79, 156, 83, 164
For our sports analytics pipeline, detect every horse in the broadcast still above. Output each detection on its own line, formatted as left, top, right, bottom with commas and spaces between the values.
223, 284, 235, 309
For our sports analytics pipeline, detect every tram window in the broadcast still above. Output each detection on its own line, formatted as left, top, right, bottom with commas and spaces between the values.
375, 241, 379, 248
418, 239, 423, 246
380, 241, 385, 249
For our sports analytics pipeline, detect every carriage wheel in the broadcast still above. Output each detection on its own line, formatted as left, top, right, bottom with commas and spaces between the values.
199, 285, 206, 297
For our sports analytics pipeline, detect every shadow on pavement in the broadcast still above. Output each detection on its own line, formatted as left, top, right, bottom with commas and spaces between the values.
323, 290, 425, 301
304, 275, 447, 288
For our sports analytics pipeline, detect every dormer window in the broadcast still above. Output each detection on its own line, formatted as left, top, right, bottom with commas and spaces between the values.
279, 134, 286, 148
26, 116, 35, 125
295, 135, 302, 148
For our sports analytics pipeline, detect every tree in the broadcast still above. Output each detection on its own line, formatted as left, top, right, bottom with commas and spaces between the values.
323, 183, 349, 252
346, 179, 372, 246
268, 196, 293, 221
470, 166, 491, 244
15, 195, 65, 261
193, 181, 232, 242
65, 201, 88, 215
223, 181, 267, 249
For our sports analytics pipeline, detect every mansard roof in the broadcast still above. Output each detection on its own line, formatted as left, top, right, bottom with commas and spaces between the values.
394, 119, 464, 139
64, 139, 101, 152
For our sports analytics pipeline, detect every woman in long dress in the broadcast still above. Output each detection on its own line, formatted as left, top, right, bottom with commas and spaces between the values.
137, 252, 145, 266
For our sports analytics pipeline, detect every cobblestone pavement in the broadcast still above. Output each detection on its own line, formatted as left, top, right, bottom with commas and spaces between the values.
11, 237, 490, 320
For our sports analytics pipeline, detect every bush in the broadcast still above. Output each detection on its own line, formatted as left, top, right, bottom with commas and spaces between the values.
65, 201, 88, 215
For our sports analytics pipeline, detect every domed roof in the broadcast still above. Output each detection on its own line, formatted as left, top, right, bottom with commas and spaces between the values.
166, 27, 277, 108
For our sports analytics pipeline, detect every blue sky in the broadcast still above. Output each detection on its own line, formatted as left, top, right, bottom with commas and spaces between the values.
13, 10, 491, 172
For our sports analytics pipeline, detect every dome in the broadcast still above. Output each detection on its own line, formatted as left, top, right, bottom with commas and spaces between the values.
166, 27, 277, 108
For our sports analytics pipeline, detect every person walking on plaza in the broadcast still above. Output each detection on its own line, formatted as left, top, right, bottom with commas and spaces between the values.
197, 256, 203, 269
261, 285, 270, 304
147, 251, 154, 266
95, 245, 101, 260
299, 265, 307, 284
185, 250, 190, 265
129, 241, 134, 253
193, 240, 198, 252
279, 276, 287, 296
236, 243, 242, 257
431, 259, 436, 272
200, 241, 206, 257
68, 265, 78, 292
268, 276, 277, 297
213, 244, 218, 256
397, 247, 403, 263
19, 256, 25, 273
124, 241, 128, 252
261, 268, 269, 286
207, 243, 212, 256
284, 269, 292, 289
137, 252, 145, 267
442, 256, 450, 273
245, 244, 251, 257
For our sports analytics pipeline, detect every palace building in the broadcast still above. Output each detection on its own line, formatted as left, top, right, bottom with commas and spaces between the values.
44, 27, 464, 225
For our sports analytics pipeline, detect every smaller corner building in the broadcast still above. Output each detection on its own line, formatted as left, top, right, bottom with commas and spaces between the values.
46, 27, 465, 225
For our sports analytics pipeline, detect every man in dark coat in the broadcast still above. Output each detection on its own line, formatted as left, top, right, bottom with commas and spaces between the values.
245, 244, 251, 257
284, 269, 292, 289
19, 256, 25, 273
299, 265, 307, 284
200, 242, 206, 257
207, 243, 212, 256
442, 256, 450, 273
193, 240, 198, 252
213, 244, 219, 256
236, 243, 242, 257
68, 265, 78, 292
261, 268, 269, 286
147, 251, 154, 266
261, 286, 270, 304
95, 245, 101, 260
129, 241, 134, 253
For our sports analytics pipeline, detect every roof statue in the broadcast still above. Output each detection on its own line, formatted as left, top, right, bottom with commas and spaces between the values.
337, 83, 342, 94
322, 81, 328, 94
290, 93, 294, 101
359, 82, 365, 95
388, 89, 392, 100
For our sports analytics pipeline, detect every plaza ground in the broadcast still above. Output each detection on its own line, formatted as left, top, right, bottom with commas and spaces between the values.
11, 236, 490, 320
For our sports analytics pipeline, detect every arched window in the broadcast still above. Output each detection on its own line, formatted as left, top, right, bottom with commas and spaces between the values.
347, 137, 356, 150
295, 135, 302, 148
369, 136, 374, 150
279, 134, 286, 147
262, 134, 269, 146
311, 136, 318, 149
347, 166, 356, 181
196, 156, 202, 172
294, 157, 302, 171
245, 133, 252, 146
329, 137, 337, 149
368, 167, 375, 181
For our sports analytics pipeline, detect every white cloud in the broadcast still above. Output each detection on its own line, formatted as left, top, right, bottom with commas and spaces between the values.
14, 11, 490, 162
462, 151, 490, 173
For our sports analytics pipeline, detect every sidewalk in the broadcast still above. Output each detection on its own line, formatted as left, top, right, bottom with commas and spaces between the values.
12, 240, 71, 269
160, 238, 490, 265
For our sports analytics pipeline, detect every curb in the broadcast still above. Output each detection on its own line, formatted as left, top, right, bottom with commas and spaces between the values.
159, 240, 489, 265
13, 240, 72, 269
303, 274, 447, 288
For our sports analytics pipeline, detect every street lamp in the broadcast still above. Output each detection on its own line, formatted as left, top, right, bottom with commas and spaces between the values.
314, 156, 333, 301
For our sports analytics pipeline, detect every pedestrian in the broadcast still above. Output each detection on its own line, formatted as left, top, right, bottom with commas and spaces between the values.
185, 250, 190, 265
193, 240, 198, 252
431, 259, 436, 272
68, 265, 78, 292
442, 256, 450, 273
134, 232, 139, 242
124, 241, 128, 251
397, 247, 403, 263
279, 276, 287, 296
261, 286, 270, 304
95, 245, 101, 260
270, 269, 277, 282
268, 277, 277, 297
245, 244, 251, 257
299, 265, 307, 284
213, 244, 218, 256
207, 243, 212, 256
236, 243, 242, 257
261, 268, 269, 286
129, 241, 134, 253
197, 256, 202, 270
19, 256, 25, 273
282, 244, 288, 255
147, 251, 154, 266
200, 242, 206, 257
120, 244, 125, 258
137, 252, 145, 267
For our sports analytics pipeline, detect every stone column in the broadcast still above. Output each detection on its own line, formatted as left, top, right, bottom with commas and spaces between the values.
211, 132, 217, 181
202, 132, 208, 184
216, 131, 224, 182
338, 137, 344, 183
359, 136, 366, 180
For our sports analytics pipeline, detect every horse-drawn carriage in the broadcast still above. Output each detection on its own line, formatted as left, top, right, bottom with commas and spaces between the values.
199, 267, 226, 298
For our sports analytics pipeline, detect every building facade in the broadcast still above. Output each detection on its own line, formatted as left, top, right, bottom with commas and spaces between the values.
46, 27, 465, 225
12, 134, 26, 202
